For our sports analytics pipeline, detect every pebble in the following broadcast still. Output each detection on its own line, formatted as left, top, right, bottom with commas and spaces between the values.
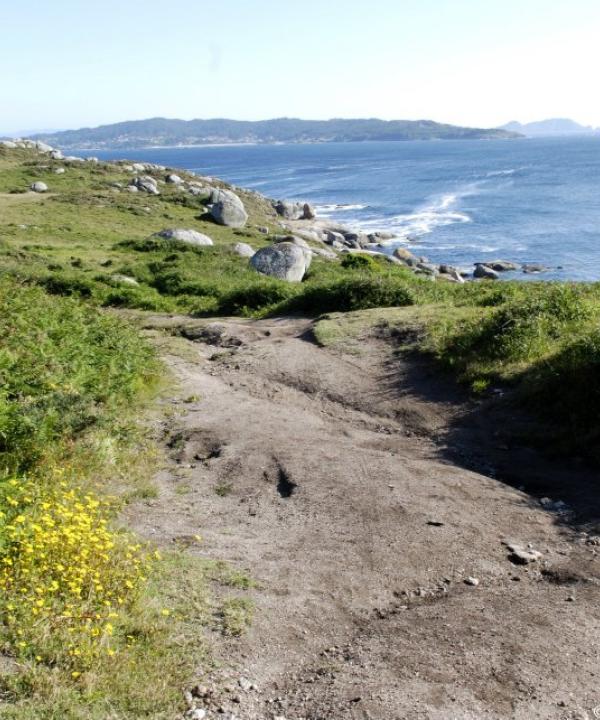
464, 577, 480, 587
503, 541, 543, 565
185, 709, 206, 720
238, 676, 255, 692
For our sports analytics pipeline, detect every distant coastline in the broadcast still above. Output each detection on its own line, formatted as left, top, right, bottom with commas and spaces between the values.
25, 116, 520, 151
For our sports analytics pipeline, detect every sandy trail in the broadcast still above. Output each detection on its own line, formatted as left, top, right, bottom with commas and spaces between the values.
125, 314, 600, 720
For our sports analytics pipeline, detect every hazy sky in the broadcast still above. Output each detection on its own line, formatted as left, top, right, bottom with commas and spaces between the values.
3, 0, 600, 133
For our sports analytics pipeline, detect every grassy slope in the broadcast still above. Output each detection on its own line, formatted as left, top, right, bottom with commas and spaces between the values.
0, 150, 265, 718
2, 145, 600, 445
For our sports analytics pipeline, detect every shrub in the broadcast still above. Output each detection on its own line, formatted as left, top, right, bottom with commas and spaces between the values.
440, 284, 592, 365
282, 276, 415, 315
218, 280, 298, 315
340, 253, 377, 270
0, 472, 152, 671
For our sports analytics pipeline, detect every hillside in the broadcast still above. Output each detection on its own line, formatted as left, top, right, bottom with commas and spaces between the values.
501, 118, 599, 137
27, 117, 520, 149
0, 142, 599, 719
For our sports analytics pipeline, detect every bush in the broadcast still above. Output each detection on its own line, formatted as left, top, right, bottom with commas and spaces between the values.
0, 473, 152, 671
440, 284, 591, 365
218, 280, 298, 315
524, 328, 600, 459
340, 253, 377, 271
282, 276, 415, 315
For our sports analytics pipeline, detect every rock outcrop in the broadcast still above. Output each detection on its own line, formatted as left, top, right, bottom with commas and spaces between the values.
473, 264, 500, 280
274, 200, 316, 221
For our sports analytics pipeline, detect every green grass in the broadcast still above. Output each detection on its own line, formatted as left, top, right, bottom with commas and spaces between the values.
3, 148, 600, 462
0, 277, 258, 718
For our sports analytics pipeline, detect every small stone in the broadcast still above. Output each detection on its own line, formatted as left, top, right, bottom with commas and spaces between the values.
185, 709, 206, 720
506, 542, 543, 565
566, 595, 575, 602
183, 689, 195, 708
464, 577, 480, 587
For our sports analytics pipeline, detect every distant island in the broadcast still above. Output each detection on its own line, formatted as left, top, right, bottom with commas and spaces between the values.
501, 118, 599, 137
24, 117, 520, 150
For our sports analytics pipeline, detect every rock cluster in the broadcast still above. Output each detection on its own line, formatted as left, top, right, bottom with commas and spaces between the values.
274, 200, 315, 221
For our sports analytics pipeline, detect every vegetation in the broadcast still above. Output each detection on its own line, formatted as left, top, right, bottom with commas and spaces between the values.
30, 117, 520, 150
0, 276, 255, 717
0, 142, 599, 712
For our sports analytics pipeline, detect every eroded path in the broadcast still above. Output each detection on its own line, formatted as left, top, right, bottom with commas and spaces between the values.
125, 314, 600, 720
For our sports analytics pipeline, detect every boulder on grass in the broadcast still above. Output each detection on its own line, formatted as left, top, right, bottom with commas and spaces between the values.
210, 189, 248, 228
153, 228, 213, 246
250, 242, 309, 282
30, 181, 48, 193
233, 242, 255, 258
132, 176, 160, 195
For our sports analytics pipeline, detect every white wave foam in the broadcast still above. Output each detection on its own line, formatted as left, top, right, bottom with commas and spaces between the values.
315, 203, 368, 215
486, 168, 516, 178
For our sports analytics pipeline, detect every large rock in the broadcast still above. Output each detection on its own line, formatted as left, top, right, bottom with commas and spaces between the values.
522, 263, 550, 274
274, 200, 303, 220
154, 228, 214, 246
473, 264, 499, 280
210, 189, 248, 228
166, 173, 183, 184
34, 141, 54, 153
30, 181, 48, 193
250, 242, 309, 282
302, 203, 316, 220
0, 140, 17, 149
132, 176, 160, 195
484, 259, 519, 272
325, 230, 346, 246
393, 247, 418, 266
50, 149, 64, 160
233, 242, 255, 258
273, 235, 312, 270
368, 231, 395, 242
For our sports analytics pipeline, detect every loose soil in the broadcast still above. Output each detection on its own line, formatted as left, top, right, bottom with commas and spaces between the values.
125, 313, 600, 720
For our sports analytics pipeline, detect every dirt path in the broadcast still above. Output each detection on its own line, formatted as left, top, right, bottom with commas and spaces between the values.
125, 314, 600, 720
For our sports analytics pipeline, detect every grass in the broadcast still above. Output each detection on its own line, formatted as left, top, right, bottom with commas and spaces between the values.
0, 277, 257, 718
3, 147, 600, 463
313, 282, 600, 461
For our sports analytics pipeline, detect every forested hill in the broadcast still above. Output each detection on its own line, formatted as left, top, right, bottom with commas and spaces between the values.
29, 117, 520, 149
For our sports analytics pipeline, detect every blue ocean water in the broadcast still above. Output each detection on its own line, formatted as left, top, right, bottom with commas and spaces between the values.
82, 138, 600, 280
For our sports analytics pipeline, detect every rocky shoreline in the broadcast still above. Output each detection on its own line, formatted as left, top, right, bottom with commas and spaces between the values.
1, 137, 552, 284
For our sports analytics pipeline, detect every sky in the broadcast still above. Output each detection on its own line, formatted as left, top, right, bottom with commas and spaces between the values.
2, 0, 600, 134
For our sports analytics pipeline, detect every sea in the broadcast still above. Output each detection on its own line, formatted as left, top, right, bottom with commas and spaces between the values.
78, 137, 600, 281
